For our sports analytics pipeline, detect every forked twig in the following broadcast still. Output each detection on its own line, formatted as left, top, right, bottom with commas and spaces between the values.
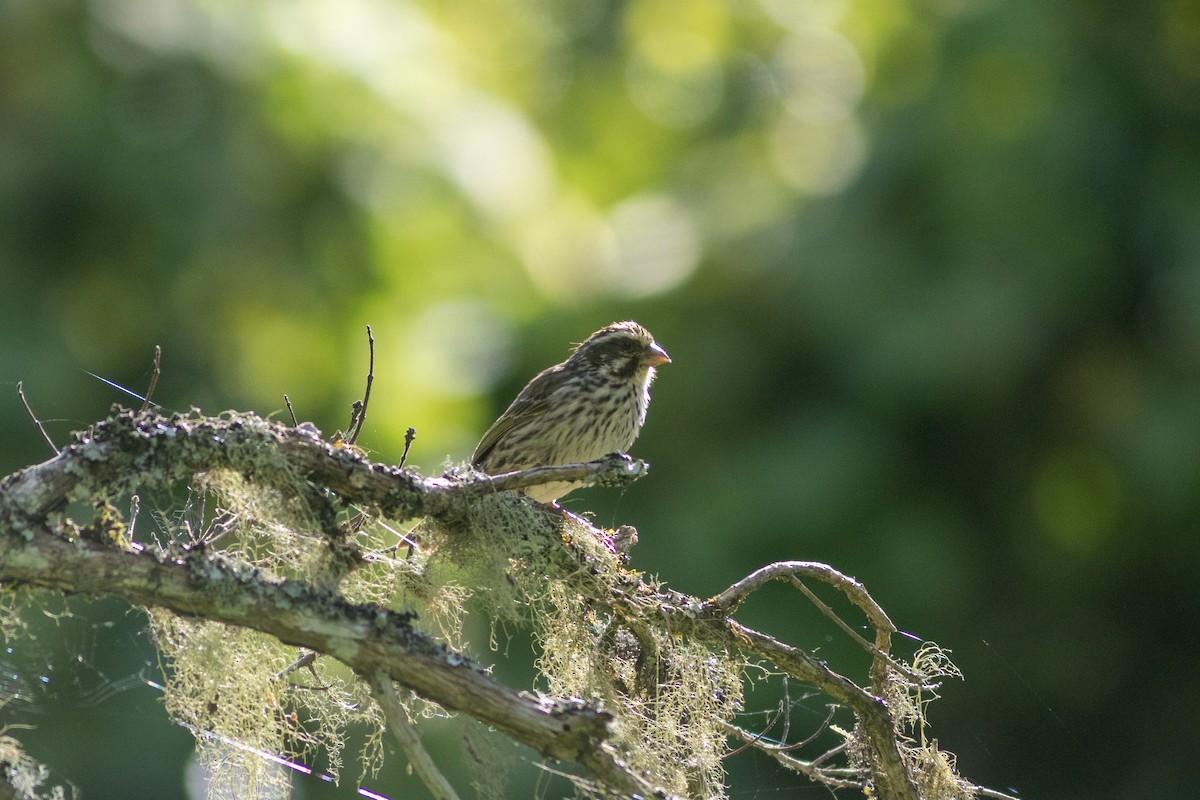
703, 561, 932, 686
722, 699, 786, 759
16, 381, 59, 455
723, 723, 861, 789
275, 650, 317, 681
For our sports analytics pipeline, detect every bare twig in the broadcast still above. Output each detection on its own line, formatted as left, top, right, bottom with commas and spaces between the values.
722, 699, 786, 759
723, 723, 862, 790
275, 650, 318, 682
140, 345, 161, 413
807, 740, 848, 768
16, 381, 59, 455
284, 395, 298, 427
399, 427, 416, 468
726, 700, 838, 759
702, 561, 931, 687
199, 509, 239, 547
705, 561, 894, 633
347, 325, 375, 445
370, 672, 464, 800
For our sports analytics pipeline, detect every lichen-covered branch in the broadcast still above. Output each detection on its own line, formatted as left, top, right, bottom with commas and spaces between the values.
0, 409, 981, 799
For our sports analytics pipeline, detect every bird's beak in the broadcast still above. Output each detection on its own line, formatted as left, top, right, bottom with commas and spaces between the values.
643, 342, 671, 367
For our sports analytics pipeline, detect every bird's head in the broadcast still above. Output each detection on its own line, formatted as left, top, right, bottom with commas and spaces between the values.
570, 321, 671, 381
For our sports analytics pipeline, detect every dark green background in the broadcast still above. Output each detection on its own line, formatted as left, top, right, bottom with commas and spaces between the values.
2, 0, 1198, 797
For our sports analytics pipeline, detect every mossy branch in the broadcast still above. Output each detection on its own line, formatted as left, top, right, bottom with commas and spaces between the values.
0, 409, 983, 799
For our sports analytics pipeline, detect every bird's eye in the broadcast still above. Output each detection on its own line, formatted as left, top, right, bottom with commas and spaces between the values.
619, 339, 639, 353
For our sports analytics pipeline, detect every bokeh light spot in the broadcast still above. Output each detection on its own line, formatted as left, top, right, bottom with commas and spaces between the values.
607, 193, 700, 298
1032, 448, 1123, 556
627, 32, 724, 129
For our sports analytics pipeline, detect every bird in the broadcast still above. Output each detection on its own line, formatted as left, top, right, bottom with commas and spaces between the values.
471, 321, 671, 503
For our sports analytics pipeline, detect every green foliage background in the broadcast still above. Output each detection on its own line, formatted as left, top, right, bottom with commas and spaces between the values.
2, 0, 1198, 797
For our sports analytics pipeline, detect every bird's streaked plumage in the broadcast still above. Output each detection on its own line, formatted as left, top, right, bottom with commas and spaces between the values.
472, 321, 670, 503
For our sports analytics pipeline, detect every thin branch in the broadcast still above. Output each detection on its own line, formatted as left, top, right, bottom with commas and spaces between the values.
702, 561, 931, 687
722, 699, 786, 760
723, 723, 862, 790
140, 345, 162, 413
706, 561, 895, 633
469, 453, 649, 496
16, 382, 58, 455
347, 325, 375, 445
808, 740, 849, 769
369, 672, 463, 800
284, 395, 298, 427
399, 427, 416, 469
732, 703, 838, 756
275, 650, 317, 682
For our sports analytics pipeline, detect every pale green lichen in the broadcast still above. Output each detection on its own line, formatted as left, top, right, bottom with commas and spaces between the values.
866, 641, 975, 800
0, 734, 67, 800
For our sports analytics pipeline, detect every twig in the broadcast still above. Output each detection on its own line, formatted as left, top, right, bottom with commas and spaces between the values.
722, 698, 786, 759
724, 696, 837, 759
399, 427, 416, 468
467, 453, 648, 496
140, 345, 161, 413
723, 723, 862, 790
789, 577, 924, 686
808, 740, 849, 769
128, 495, 141, 540
283, 395, 298, 427
16, 381, 59, 455
706, 562, 894, 633
369, 672, 463, 800
702, 561, 931, 686
773, 704, 837, 753
347, 325, 375, 445
276, 650, 318, 681
199, 509, 239, 547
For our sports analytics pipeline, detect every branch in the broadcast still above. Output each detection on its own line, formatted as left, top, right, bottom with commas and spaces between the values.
465, 453, 648, 496
722, 723, 862, 790
0, 409, 966, 799
15, 382, 57, 456
0, 410, 673, 797
370, 673, 463, 800
0, 517, 615, 762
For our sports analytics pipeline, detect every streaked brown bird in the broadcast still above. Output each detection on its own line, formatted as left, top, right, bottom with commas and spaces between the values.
472, 321, 671, 503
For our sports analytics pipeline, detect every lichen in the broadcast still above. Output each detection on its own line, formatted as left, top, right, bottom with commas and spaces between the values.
0, 735, 67, 800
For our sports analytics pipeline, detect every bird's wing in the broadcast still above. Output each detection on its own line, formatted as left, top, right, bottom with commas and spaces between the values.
471, 364, 571, 467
